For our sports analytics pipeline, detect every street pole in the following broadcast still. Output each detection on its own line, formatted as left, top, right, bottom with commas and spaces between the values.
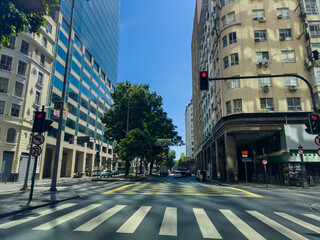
262, 148, 268, 188
27, 156, 38, 205
244, 160, 248, 183
21, 132, 34, 190
298, 144, 309, 188
50, 0, 75, 191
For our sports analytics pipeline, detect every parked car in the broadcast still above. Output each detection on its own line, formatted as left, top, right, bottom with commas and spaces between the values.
174, 170, 182, 178
92, 170, 100, 177
100, 170, 112, 178
112, 170, 119, 176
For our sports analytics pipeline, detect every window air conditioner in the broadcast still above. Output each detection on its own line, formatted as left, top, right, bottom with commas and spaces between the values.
258, 17, 266, 22
253, 17, 259, 21
263, 61, 269, 67
277, 15, 282, 19
254, 38, 260, 42
257, 62, 263, 68
279, 36, 286, 41
263, 85, 269, 92
289, 85, 297, 92
305, 58, 312, 69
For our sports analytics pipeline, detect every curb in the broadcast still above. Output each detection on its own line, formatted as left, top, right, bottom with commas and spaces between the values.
0, 195, 80, 219
91, 177, 147, 182
311, 203, 320, 213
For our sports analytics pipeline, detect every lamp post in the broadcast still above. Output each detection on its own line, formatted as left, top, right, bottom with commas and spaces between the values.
298, 144, 309, 188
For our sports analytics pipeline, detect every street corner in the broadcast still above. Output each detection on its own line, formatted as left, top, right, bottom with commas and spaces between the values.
311, 203, 320, 213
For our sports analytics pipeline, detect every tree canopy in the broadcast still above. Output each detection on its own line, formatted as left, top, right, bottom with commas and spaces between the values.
101, 81, 183, 176
0, 0, 57, 46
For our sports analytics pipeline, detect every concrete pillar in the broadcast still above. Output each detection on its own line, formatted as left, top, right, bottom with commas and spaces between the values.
225, 133, 237, 183
65, 149, 76, 177
56, 146, 64, 179
215, 141, 220, 180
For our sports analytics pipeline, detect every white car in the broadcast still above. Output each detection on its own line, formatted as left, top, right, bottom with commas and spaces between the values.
100, 170, 112, 178
174, 170, 182, 178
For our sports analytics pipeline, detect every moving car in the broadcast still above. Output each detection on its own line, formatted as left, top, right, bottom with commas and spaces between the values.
174, 170, 182, 178
100, 170, 112, 178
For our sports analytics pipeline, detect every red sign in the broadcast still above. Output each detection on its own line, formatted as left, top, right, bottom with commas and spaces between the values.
298, 149, 303, 155
317, 148, 320, 157
32, 134, 45, 146
315, 135, 320, 146
262, 160, 268, 165
242, 151, 248, 158
31, 146, 42, 157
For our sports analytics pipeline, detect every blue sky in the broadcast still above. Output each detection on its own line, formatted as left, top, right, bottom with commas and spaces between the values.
118, 0, 196, 160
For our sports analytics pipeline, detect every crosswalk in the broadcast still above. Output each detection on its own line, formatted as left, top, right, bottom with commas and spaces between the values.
0, 203, 319, 239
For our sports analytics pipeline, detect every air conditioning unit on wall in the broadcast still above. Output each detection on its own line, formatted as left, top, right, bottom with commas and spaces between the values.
263, 85, 269, 92
289, 85, 298, 92
258, 17, 266, 22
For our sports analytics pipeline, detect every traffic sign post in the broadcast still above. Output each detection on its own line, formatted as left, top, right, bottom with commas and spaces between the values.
32, 134, 45, 146
242, 156, 251, 183
31, 146, 42, 157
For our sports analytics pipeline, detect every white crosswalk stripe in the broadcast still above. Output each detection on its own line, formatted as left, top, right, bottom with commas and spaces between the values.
32, 204, 101, 230
303, 213, 320, 221
193, 208, 222, 239
116, 206, 152, 233
159, 207, 177, 236
0, 203, 76, 229
220, 209, 266, 240
247, 210, 309, 240
74, 205, 126, 232
275, 212, 320, 234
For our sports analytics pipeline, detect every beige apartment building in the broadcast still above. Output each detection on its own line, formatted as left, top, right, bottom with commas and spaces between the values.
192, 0, 320, 185
0, 17, 57, 182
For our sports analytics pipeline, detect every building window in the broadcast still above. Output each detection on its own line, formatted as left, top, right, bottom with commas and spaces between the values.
277, 8, 290, 19
254, 30, 267, 41
0, 101, 4, 114
11, 103, 20, 117
310, 22, 320, 38
4, 36, 16, 49
85, 49, 92, 62
6, 128, 17, 143
45, 22, 52, 33
258, 76, 271, 86
221, 16, 226, 27
35, 91, 41, 105
17, 60, 27, 75
233, 99, 242, 113
284, 76, 298, 87
101, 71, 106, 80
220, 0, 225, 7
252, 10, 265, 20
14, 81, 24, 97
260, 98, 274, 111
256, 52, 269, 62
222, 35, 227, 47
281, 50, 295, 62
42, 36, 48, 47
0, 77, 9, 93
74, 35, 82, 50
40, 54, 45, 66
226, 0, 234, 3
227, 12, 235, 24
287, 97, 301, 111
93, 61, 99, 72
229, 32, 237, 44
223, 56, 229, 68
230, 53, 239, 66
107, 79, 112, 88
232, 78, 240, 88
20, 40, 29, 55
279, 29, 292, 40
38, 72, 43, 85
0, 54, 13, 71
306, 0, 319, 15
226, 101, 231, 114
225, 80, 230, 91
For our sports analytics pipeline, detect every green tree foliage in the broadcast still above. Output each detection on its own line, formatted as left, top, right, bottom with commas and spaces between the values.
0, 0, 57, 46
101, 81, 183, 176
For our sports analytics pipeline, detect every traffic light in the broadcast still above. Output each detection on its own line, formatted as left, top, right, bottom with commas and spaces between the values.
305, 122, 312, 134
32, 111, 46, 133
43, 119, 53, 132
312, 50, 319, 60
308, 113, 320, 134
200, 71, 208, 90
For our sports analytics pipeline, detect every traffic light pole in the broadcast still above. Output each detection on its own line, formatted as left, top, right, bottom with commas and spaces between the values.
206, 74, 317, 112
50, 0, 75, 192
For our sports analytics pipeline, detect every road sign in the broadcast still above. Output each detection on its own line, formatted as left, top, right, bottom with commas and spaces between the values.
32, 134, 45, 146
53, 110, 68, 120
242, 158, 252, 162
298, 149, 304, 155
262, 160, 268, 165
31, 146, 42, 157
315, 135, 320, 146
317, 148, 320, 157
53, 101, 64, 110
242, 151, 248, 158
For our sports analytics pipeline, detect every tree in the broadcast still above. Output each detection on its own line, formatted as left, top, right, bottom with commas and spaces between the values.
0, 0, 57, 46
101, 81, 183, 176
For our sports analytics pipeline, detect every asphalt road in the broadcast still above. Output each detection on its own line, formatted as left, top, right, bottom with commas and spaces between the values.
0, 175, 320, 240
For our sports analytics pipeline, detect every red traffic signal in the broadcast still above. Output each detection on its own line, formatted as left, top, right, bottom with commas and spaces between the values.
312, 115, 318, 121
308, 113, 320, 134
200, 71, 208, 90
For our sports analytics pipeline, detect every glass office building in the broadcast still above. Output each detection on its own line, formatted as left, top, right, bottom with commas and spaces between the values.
40, 0, 121, 179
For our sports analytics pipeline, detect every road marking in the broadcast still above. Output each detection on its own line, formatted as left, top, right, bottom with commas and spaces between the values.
0, 203, 76, 229
32, 204, 101, 230
116, 206, 151, 234
159, 207, 177, 236
302, 214, 320, 221
102, 184, 135, 194
193, 208, 222, 239
225, 187, 263, 198
275, 212, 320, 234
220, 209, 266, 240
247, 211, 308, 240
74, 205, 126, 232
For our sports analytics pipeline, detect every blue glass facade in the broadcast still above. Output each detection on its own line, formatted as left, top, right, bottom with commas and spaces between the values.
49, 0, 120, 144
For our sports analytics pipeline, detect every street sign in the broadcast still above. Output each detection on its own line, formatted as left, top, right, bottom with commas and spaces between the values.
53, 110, 68, 120
32, 134, 45, 146
242, 158, 252, 162
315, 135, 320, 146
298, 149, 304, 155
242, 151, 248, 158
31, 146, 42, 157
317, 148, 320, 157
156, 139, 172, 146
262, 160, 268, 165
53, 101, 64, 110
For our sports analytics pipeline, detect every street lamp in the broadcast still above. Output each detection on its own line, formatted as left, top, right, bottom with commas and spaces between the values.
298, 144, 309, 189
